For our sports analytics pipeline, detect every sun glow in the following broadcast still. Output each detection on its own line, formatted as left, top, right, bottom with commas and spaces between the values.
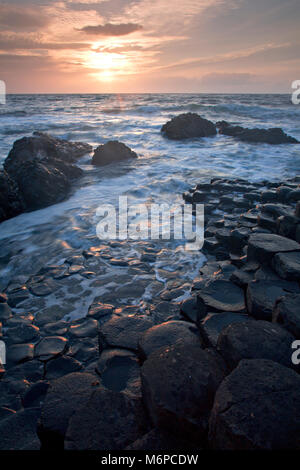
84, 49, 130, 81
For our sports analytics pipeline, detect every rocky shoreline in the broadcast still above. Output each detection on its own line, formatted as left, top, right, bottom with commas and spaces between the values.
0, 174, 300, 450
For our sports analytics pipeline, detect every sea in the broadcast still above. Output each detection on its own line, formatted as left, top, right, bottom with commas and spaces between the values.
0, 93, 299, 308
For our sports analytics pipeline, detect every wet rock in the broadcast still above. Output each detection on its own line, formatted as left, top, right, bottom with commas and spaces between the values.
39, 372, 100, 448
247, 233, 300, 265
0, 407, 41, 450
217, 320, 295, 370
218, 122, 299, 144
4, 360, 44, 383
68, 337, 98, 363
209, 359, 300, 449
6, 343, 34, 366
0, 170, 24, 223
69, 318, 98, 338
277, 215, 299, 239
161, 113, 217, 140
138, 320, 200, 361
28, 278, 57, 297
92, 140, 137, 166
273, 294, 300, 338
34, 336, 68, 361
45, 356, 83, 380
230, 269, 254, 288
22, 381, 49, 408
100, 315, 154, 352
42, 320, 69, 336
198, 312, 249, 347
7, 286, 30, 307
0, 293, 8, 303
0, 302, 12, 322
96, 349, 141, 396
34, 305, 70, 327
246, 280, 299, 320
87, 302, 114, 320
272, 251, 300, 281
65, 388, 147, 450
197, 279, 246, 314
141, 341, 226, 442
4, 324, 40, 345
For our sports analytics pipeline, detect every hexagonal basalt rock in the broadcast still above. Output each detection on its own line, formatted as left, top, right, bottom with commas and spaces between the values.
198, 312, 250, 347
273, 293, 300, 338
272, 251, 300, 281
141, 341, 227, 443
34, 336, 68, 361
209, 359, 300, 449
99, 315, 154, 352
197, 279, 246, 314
138, 320, 201, 361
39, 372, 100, 448
216, 320, 295, 370
65, 388, 148, 450
247, 233, 300, 265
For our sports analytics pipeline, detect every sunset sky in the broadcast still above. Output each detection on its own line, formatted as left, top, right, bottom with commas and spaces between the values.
0, 0, 299, 93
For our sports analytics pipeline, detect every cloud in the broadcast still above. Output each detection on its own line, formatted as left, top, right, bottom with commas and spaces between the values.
78, 22, 143, 36
200, 72, 257, 87
0, 34, 90, 51
0, 4, 50, 30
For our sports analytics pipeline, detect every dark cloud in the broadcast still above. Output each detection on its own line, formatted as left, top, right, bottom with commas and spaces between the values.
0, 35, 90, 51
0, 4, 50, 30
78, 22, 143, 36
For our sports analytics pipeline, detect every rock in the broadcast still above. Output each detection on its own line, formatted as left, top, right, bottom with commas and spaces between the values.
4, 132, 91, 174
197, 279, 246, 314
217, 320, 295, 370
209, 359, 300, 449
0, 407, 41, 450
69, 318, 98, 338
42, 321, 69, 336
39, 372, 100, 448
96, 349, 141, 396
0, 170, 24, 223
100, 315, 154, 352
92, 140, 137, 166
68, 337, 98, 363
4, 324, 40, 345
6, 343, 34, 365
141, 341, 226, 442
218, 122, 299, 144
247, 233, 300, 265
126, 428, 198, 451
22, 381, 49, 408
198, 312, 249, 347
272, 251, 300, 281
7, 286, 30, 307
138, 320, 200, 361
0, 293, 8, 303
34, 336, 68, 361
45, 356, 83, 380
28, 278, 57, 297
273, 294, 300, 338
87, 302, 114, 320
4, 360, 44, 382
161, 113, 216, 140
246, 280, 299, 320
65, 388, 148, 450
0, 302, 12, 322
277, 215, 299, 239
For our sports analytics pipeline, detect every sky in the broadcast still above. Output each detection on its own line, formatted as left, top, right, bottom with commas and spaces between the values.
0, 0, 299, 93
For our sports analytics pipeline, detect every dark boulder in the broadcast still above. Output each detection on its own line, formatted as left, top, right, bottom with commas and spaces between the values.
273, 293, 300, 338
4, 132, 91, 175
0, 407, 41, 450
247, 233, 300, 265
209, 359, 300, 449
99, 315, 154, 352
65, 388, 148, 450
216, 320, 295, 370
272, 251, 300, 281
0, 170, 24, 222
141, 340, 226, 443
198, 312, 249, 347
197, 279, 246, 315
92, 140, 137, 166
161, 113, 217, 140
218, 121, 299, 144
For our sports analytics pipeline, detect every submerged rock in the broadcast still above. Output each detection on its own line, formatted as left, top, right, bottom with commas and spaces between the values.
161, 113, 217, 140
209, 359, 300, 449
217, 121, 299, 144
92, 140, 138, 166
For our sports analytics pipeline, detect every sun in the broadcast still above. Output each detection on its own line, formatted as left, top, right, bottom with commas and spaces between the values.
84, 50, 129, 81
